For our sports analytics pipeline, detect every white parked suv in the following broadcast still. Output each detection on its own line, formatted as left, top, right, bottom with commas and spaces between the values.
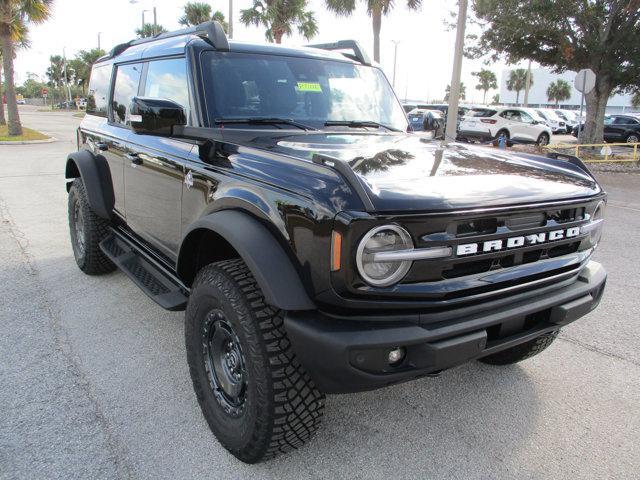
458, 107, 552, 146
535, 108, 566, 134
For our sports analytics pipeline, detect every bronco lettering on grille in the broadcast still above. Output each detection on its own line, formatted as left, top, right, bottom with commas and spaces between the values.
456, 227, 581, 256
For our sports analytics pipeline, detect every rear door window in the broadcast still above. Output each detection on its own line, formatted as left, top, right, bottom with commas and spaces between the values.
469, 108, 497, 117
613, 116, 638, 125
86, 64, 111, 117
111, 63, 143, 126
143, 58, 191, 123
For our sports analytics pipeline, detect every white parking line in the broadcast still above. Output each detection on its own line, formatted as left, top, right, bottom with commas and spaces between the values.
608, 202, 640, 213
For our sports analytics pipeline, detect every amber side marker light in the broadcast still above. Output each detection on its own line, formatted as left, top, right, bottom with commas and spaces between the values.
331, 231, 342, 271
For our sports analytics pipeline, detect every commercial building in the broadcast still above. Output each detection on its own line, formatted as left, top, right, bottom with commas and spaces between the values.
499, 68, 636, 114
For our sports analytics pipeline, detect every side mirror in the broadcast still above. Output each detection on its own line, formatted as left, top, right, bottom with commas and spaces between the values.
129, 96, 186, 136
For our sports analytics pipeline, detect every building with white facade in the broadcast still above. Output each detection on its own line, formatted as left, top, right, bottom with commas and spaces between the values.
499, 68, 636, 114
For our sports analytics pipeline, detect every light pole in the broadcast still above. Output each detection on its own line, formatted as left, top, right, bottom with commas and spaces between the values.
228, 0, 234, 38
97, 32, 102, 50
62, 47, 72, 104
444, 0, 468, 144
141, 9, 149, 32
523, 59, 532, 106
152, 7, 157, 36
391, 40, 400, 89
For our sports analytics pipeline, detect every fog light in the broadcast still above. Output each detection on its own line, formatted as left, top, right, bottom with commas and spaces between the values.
388, 347, 406, 365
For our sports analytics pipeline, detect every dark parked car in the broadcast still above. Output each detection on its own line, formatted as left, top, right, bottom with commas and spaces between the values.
573, 114, 640, 143
407, 108, 444, 137
66, 22, 607, 463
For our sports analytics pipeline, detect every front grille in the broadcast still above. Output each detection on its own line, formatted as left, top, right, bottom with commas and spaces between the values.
342, 199, 599, 304
401, 205, 589, 286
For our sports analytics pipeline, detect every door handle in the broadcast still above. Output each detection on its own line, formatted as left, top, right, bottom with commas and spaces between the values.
88, 139, 108, 151
126, 153, 143, 165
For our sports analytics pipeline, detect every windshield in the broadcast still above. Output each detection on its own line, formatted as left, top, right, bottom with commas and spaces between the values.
201, 51, 407, 131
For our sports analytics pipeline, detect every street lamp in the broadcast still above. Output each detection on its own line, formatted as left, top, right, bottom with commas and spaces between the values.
97, 32, 102, 50
228, 0, 234, 38
62, 47, 73, 104
130, 1, 157, 35
141, 9, 150, 32
391, 40, 400, 89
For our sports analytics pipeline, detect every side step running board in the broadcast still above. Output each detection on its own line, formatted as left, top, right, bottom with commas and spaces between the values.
100, 233, 188, 311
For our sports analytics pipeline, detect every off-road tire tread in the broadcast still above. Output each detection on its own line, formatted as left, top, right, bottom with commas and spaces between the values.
186, 259, 325, 463
68, 178, 115, 275
479, 330, 559, 366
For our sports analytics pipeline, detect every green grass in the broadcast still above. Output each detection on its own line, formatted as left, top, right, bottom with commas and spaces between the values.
0, 125, 50, 142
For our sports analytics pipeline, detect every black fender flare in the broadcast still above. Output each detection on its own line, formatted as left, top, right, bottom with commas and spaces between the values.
65, 150, 114, 219
178, 210, 316, 311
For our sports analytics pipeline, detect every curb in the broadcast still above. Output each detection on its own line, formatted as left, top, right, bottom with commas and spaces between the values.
0, 136, 57, 145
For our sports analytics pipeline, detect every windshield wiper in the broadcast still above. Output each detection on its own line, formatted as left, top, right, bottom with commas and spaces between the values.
324, 120, 401, 132
214, 117, 317, 131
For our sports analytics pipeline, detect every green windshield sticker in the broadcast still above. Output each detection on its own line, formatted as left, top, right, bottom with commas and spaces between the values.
296, 82, 322, 92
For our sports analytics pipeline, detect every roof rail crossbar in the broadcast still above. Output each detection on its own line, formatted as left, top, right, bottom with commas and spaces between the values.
105, 21, 228, 61
307, 40, 371, 65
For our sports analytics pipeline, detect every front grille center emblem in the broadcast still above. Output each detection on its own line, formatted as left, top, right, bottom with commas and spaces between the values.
456, 226, 581, 256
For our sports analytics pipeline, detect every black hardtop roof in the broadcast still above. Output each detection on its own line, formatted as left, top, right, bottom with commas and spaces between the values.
96, 21, 369, 66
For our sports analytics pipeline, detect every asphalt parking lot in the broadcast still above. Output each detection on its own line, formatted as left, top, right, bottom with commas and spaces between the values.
1, 107, 639, 480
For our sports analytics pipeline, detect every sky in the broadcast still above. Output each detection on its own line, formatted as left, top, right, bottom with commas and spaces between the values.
13, 0, 522, 103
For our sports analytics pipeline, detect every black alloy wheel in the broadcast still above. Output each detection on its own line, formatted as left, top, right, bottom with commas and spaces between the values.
202, 310, 248, 417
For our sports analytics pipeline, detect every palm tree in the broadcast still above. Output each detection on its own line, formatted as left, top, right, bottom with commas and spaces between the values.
0, 0, 53, 136
46, 55, 64, 87
445, 82, 466, 101
179, 1, 228, 32
546, 79, 572, 106
71, 49, 105, 94
325, 0, 421, 63
472, 69, 497, 104
240, 0, 318, 44
506, 68, 533, 105
135, 23, 167, 38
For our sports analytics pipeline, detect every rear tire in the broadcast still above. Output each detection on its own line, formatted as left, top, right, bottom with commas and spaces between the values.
493, 129, 510, 147
185, 259, 325, 463
67, 178, 116, 275
478, 330, 559, 366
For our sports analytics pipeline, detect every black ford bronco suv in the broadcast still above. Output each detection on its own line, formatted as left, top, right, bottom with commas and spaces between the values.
66, 22, 607, 463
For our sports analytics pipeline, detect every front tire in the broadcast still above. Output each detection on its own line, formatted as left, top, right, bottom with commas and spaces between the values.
625, 133, 639, 144
185, 259, 325, 463
536, 132, 550, 146
478, 330, 559, 366
67, 178, 116, 275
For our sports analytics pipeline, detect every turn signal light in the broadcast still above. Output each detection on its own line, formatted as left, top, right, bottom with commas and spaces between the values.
331, 230, 342, 271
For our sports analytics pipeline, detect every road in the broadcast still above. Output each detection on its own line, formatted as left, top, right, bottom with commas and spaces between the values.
1, 107, 638, 480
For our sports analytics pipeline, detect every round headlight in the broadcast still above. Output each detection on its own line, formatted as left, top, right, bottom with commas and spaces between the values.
356, 225, 414, 287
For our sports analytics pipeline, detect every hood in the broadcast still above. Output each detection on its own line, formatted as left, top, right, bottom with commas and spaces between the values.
256, 133, 601, 212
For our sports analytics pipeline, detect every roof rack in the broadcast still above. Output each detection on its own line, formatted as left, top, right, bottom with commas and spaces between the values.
307, 40, 371, 65
103, 20, 229, 61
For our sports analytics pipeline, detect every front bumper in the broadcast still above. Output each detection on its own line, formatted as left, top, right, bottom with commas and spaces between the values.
285, 261, 606, 394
